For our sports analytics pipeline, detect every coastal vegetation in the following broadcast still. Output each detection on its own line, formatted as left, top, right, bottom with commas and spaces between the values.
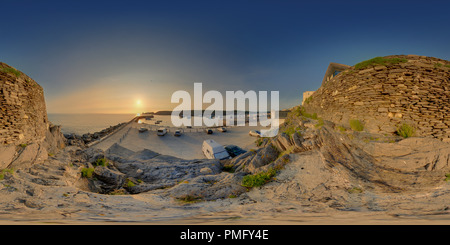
445, 173, 450, 182
0, 168, 14, 180
0, 67, 21, 77
222, 163, 235, 173
241, 168, 278, 188
354, 57, 407, 70
81, 167, 94, 178
93, 158, 108, 167
349, 119, 364, 131
177, 195, 203, 203
397, 123, 416, 138
348, 187, 364, 194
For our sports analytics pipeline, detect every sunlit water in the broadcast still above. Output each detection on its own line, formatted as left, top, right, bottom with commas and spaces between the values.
48, 113, 277, 135
48, 113, 135, 135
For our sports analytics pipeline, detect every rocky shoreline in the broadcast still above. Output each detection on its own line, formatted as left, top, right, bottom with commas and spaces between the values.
63, 121, 129, 147
2, 111, 450, 224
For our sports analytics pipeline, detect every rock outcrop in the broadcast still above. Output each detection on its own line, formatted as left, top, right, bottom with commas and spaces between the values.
303, 55, 450, 140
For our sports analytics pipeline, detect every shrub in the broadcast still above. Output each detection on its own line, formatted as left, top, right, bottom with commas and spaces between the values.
349, 119, 364, 131
397, 123, 415, 138
81, 167, 94, 178
241, 168, 277, 188
354, 57, 407, 70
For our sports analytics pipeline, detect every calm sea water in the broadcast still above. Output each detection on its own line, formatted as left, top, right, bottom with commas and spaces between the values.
48, 113, 135, 135
48, 113, 273, 135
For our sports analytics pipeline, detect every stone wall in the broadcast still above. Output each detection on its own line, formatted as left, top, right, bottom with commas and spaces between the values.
303, 55, 450, 140
0, 62, 48, 145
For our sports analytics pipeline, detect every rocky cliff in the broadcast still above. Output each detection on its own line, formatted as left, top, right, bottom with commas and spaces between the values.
303, 55, 450, 140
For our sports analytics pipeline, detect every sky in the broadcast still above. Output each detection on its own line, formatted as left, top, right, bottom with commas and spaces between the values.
1, 0, 450, 114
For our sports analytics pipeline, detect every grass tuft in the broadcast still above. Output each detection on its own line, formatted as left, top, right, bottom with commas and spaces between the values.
93, 158, 108, 167
349, 119, 364, 131
397, 123, 415, 138
81, 167, 94, 178
177, 195, 202, 203
241, 168, 278, 188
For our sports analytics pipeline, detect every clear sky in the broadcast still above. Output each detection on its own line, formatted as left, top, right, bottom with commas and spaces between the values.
1, 0, 449, 114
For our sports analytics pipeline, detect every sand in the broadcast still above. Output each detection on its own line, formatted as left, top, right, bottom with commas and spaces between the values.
92, 121, 267, 159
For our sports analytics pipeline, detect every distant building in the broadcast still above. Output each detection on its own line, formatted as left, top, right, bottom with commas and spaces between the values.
302, 91, 315, 105
321, 62, 351, 86
301, 62, 350, 106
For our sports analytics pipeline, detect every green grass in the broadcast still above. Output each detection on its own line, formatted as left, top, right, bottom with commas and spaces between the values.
349, 119, 364, 131
81, 167, 94, 178
177, 195, 202, 203
445, 65, 450, 68
354, 57, 407, 70
126, 179, 136, 187
284, 126, 302, 138
0, 67, 21, 77
241, 168, 277, 188
397, 123, 415, 138
336, 126, 347, 133
445, 173, 450, 182
93, 158, 108, 167
0, 168, 15, 180
314, 118, 324, 128
19, 143, 27, 148
299, 107, 318, 120
222, 164, 235, 173
348, 187, 364, 194
434, 63, 443, 68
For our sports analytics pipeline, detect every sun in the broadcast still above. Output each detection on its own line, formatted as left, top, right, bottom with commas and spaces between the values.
136, 100, 142, 106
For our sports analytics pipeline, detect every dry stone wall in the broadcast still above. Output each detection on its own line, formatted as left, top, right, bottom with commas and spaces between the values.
303, 55, 450, 140
0, 63, 48, 145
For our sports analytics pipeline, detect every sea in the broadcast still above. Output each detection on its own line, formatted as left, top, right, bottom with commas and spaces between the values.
48, 113, 135, 135
48, 113, 275, 135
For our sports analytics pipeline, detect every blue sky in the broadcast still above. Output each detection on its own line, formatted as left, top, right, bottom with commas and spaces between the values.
1, 0, 449, 113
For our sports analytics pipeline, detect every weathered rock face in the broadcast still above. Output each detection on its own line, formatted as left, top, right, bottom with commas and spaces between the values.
303, 55, 450, 140
0, 62, 66, 170
0, 63, 48, 145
